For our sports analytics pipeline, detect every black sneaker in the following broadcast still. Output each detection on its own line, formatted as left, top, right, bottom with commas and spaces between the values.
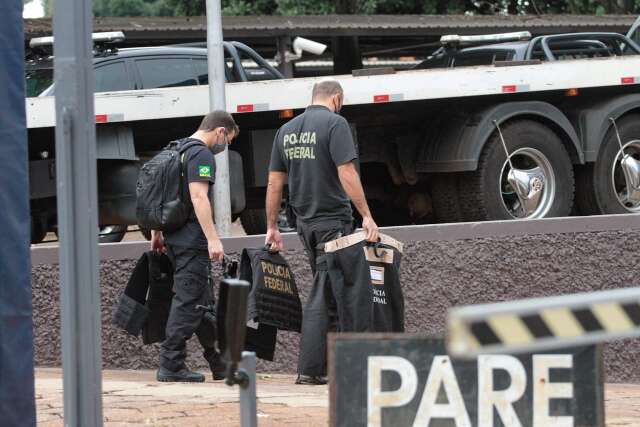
157, 366, 205, 383
295, 375, 327, 385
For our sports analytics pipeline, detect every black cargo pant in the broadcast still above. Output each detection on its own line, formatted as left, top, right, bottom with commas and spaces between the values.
296, 219, 353, 377
160, 244, 218, 371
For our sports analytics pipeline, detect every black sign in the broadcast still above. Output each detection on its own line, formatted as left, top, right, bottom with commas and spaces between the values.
329, 334, 603, 427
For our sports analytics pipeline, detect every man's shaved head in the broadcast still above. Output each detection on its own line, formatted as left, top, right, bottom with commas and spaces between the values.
311, 80, 343, 101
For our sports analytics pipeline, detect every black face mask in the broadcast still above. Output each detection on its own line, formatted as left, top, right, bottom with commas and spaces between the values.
210, 143, 226, 155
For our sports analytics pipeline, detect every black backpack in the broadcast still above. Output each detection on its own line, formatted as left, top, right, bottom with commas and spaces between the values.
136, 139, 204, 232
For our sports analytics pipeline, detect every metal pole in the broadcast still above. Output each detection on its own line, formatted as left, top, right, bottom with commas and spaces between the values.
239, 351, 258, 427
53, 0, 103, 423
276, 36, 294, 78
206, 0, 233, 237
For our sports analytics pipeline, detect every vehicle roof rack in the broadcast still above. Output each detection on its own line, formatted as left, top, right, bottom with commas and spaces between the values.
441, 31, 531, 48
27, 31, 126, 60
29, 31, 125, 49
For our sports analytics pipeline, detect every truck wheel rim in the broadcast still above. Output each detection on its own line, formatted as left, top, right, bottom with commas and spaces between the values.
99, 225, 127, 238
499, 147, 556, 219
611, 139, 640, 212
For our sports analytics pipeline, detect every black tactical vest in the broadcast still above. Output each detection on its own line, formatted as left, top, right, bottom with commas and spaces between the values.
112, 251, 174, 344
240, 247, 303, 333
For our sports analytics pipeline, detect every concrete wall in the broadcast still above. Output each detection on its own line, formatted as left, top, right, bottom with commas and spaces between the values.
31, 217, 640, 382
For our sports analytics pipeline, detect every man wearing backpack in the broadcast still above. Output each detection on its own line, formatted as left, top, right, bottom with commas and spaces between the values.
149, 110, 238, 383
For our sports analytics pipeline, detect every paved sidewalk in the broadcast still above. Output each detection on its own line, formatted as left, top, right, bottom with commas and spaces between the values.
36, 368, 640, 426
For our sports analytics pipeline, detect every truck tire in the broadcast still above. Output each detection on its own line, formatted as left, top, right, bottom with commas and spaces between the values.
240, 207, 296, 235
459, 120, 574, 221
576, 114, 640, 214
240, 208, 268, 235
31, 217, 47, 244
140, 227, 152, 241
431, 173, 465, 223
57, 225, 128, 243
99, 225, 127, 243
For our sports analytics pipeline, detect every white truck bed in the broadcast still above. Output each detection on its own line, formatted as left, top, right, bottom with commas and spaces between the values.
26, 55, 640, 129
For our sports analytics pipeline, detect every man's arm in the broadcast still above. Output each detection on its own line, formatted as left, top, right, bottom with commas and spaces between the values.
265, 171, 287, 251
337, 162, 379, 242
190, 181, 224, 261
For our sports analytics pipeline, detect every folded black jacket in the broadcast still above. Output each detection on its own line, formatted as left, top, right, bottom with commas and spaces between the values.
324, 232, 404, 332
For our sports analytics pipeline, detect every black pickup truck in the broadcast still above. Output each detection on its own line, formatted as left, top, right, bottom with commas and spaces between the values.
25, 36, 285, 243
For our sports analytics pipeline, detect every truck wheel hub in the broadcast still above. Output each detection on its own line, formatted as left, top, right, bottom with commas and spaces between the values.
500, 147, 555, 219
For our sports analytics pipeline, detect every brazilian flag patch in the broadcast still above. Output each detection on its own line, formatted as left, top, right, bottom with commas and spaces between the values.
198, 165, 211, 177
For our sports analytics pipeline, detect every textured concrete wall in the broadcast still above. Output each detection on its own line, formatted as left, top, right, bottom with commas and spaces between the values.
32, 229, 640, 382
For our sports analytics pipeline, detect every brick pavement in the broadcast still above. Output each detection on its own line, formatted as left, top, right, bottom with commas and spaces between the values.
35, 368, 640, 426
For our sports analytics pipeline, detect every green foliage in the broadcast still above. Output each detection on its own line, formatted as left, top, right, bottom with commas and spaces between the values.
222, 0, 276, 15
41, 0, 640, 19
275, 0, 335, 14
94, 0, 151, 17
42, 0, 52, 17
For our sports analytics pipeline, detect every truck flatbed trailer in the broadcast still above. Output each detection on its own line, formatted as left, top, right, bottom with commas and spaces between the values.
24, 36, 640, 242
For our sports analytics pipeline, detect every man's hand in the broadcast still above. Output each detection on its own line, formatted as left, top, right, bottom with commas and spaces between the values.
362, 216, 379, 242
208, 238, 225, 262
265, 227, 284, 252
150, 230, 166, 253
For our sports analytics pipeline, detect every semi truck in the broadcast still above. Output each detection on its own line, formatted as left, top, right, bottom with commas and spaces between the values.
25, 28, 640, 242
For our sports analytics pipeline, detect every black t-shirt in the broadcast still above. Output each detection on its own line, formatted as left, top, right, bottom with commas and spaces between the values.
164, 138, 215, 250
268, 105, 357, 224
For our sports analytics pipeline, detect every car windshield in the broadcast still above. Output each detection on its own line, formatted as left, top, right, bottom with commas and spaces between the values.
25, 68, 53, 97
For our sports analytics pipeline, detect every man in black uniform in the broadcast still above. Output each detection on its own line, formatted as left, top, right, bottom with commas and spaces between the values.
151, 110, 238, 382
265, 80, 379, 384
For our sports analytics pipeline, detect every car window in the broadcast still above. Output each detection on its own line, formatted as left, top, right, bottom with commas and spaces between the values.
135, 58, 197, 89
193, 58, 209, 84
95, 61, 133, 92
25, 68, 53, 97
193, 57, 234, 84
413, 54, 450, 70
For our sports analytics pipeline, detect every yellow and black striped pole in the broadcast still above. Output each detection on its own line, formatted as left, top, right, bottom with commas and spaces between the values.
447, 287, 640, 358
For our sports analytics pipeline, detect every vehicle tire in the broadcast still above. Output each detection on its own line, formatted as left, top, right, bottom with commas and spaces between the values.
31, 217, 47, 244
98, 225, 127, 243
240, 205, 296, 235
140, 227, 152, 241
458, 120, 574, 221
431, 173, 465, 223
240, 208, 268, 235
55, 224, 128, 243
576, 114, 640, 215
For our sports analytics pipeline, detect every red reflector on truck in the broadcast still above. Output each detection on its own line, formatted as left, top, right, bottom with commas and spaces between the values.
95, 114, 107, 123
373, 95, 390, 103
621, 77, 635, 84
502, 85, 517, 93
237, 104, 254, 113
